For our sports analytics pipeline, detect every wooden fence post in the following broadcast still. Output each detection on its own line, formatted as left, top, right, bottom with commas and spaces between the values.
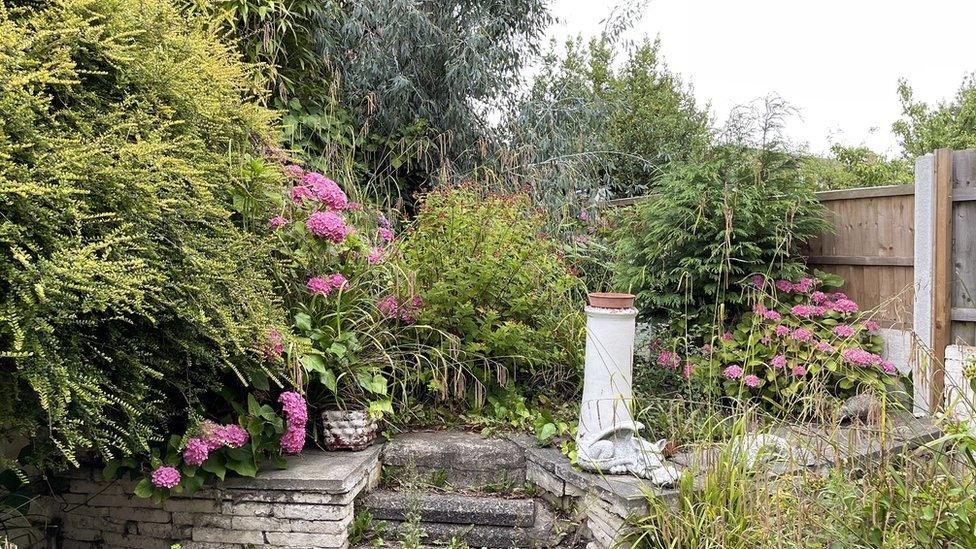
930, 149, 953, 411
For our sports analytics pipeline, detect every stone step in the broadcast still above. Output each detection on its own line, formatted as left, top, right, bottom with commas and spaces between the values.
369, 499, 562, 548
383, 431, 526, 489
362, 490, 536, 527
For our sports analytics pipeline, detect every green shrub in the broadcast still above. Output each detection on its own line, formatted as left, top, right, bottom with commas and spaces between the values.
401, 186, 585, 402
615, 142, 830, 326
0, 0, 287, 467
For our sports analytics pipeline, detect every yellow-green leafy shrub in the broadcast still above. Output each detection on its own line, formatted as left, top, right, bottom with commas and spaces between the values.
0, 0, 287, 467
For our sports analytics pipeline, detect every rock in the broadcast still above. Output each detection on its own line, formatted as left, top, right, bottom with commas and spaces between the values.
839, 392, 882, 422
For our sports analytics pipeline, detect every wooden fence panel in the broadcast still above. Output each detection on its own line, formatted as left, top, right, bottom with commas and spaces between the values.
803, 185, 916, 329
950, 150, 976, 345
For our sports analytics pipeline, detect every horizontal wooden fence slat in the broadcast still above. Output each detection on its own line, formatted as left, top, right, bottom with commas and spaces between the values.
807, 255, 914, 267
951, 307, 976, 322
952, 188, 976, 202
814, 184, 916, 202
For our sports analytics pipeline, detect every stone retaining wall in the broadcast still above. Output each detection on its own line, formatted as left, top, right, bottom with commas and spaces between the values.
47, 448, 381, 549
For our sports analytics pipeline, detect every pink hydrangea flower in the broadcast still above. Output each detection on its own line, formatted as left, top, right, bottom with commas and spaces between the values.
863, 320, 881, 332
791, 305, 813, 318
793, 277, 815, 293
815, 340, 834, 353
753, 303, 767, 315
279, 391, 308, 425
701, 343, 713, 354
833, 324, 856, 338
199, 420, 224, 450
811, 291, 827, 304
829, 292, 848, 301
775, 280, 794, 293
150, 466, 181, 489
881, 361, 897, 374
306, 211, 350, 243
291, 185, 315, 203
378, 227, 395, 242
744, 374, 761, 388
304, 173, 348, 210
682, 362, 694, 378
328, 274, 348, 291
830, 299, 859, 314
280, 425, 305, 454
792, 365, 807, 376
657, 350, 680, 370
771, 355, 787, 369
775, 325, 790, 337
377, 295, 399, 318
183, 437, 210, 466
790, 328, 813, 342
842, 348, 883, 366
307, 276, 332, 296
763, 309, 782, 322
268, 215, 288, 229
278, 391, 308, 454
809, 306, 827, 317
723, 364, 743, 379
750, 275, 766, 288
216, 424, 249, 448
721, 331, 734, 342
578, 211, 590, 222
377, 214, 390, 229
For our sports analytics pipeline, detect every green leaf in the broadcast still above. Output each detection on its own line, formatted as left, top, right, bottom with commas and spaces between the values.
536, 422, 558, 443
319, 369, 338, 393
133, 478, 153, 499
302, 354, 327, 372
295, 313, 312, 332
226, 457, 258, 478
201, 458, 227, 481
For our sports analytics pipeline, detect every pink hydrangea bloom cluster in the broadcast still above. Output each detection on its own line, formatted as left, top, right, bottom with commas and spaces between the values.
791, 304, 826, 318
863, 320, 881, 332
183, 421, 250, 466
841, 347, 884, 366
279, 391, 308, 454
268, 215, 288, 229
377, 295, 423, 322
792, 365, 807, 376
657, 350, 680, 370
304, 173, 349, 211
771, 354, 787, 369
306, 274, 349, 296
833, 324, 856, 338
151, 466, 181, 488
306, 211, 350, 243
378, 227, 395, 242
790, 328, 813, 342
723, 364, 743, 379
775, 277, 816, 294
744, 374, 761, 388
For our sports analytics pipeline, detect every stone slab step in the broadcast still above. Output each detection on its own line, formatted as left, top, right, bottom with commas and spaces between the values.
374, 500, 561, 548
383, 431, 526, 488
362, 490, 536, 527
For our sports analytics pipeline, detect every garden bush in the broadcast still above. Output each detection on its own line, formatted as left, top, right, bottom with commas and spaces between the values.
615, 130, 830, 327
0, 0, 288, 468
654, 273, 906, 415
401, 186, 585, 403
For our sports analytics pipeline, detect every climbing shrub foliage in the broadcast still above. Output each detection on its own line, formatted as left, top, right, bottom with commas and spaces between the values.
0, 0, 287, 467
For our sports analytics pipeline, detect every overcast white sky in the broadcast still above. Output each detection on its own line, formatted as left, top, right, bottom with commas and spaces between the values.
546, 0, 976, 157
